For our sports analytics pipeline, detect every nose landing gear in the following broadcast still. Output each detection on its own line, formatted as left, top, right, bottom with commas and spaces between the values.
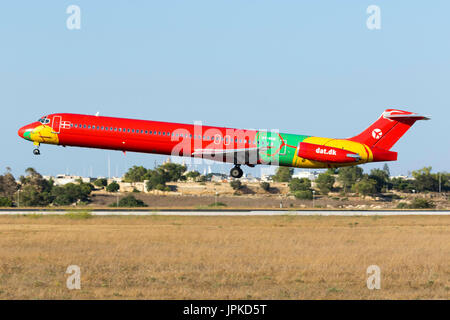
33, 142, 40, 155
230, 165, 243, 178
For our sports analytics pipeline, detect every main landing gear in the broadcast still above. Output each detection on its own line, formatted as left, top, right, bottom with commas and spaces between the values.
230, 165, 243, 179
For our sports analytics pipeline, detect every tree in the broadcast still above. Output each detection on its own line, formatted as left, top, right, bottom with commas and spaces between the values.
185, 170, 201, 181
146, 170, 169, 191
157, 163, 187, 182
289, 178, 311, 192
382, 164, 390, 177
20, 185, 53, 206
106, 181, 120, 192
18, 168, 54, 206
391, 177, 415, 193
337, 166, 363, 193
315, 172, 335, 195
273, 167, 293, 182
0, 170, 18, 200
352, 177, 377, 197
369, 168, 390, 193
93, 178, 108, 188
123, 166, 150, 182
51, 182, 92, 206
412, 167, 439, 192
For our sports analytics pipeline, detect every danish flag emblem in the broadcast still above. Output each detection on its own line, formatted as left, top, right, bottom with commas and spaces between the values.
372, 128, 382, 139
60, 121, 72, 129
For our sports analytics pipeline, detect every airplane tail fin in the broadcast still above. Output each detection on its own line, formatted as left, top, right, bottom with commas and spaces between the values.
348, 109, 430, 150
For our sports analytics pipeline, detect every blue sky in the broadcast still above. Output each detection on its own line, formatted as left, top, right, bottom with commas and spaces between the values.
1, 1, 449, 178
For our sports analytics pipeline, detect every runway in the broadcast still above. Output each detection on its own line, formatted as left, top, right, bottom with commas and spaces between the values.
0, 210, 448, 216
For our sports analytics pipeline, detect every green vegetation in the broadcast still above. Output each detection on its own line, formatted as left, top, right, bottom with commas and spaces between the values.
315, 172, 335, 195
397, 198, 436, 209
230, 180, 243, 190
93, 178, 107, 188
352, 177, 377, 197
0, 168, 18, 207
65, 210, 93, 219
260, 182, 270, 191
15, 168, 94, 207
337, 166, 363, 193
208, 202, 227, 207
0, 197, 13, 207
289, 178, 311, 192
106, 181, 120, 192
110, 195, 147, 207
294, 190, 313, 200
368, 168, 390, 193
123, 163, 188, 191
51, 182, 94, 206
185, 170, 201, 181
273, 167, 293, 182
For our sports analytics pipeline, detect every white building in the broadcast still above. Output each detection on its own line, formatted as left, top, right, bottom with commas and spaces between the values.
292, 170, 319, 181
44, 174, 92, 186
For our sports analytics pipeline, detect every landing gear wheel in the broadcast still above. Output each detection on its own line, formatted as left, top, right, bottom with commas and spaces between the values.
33, 148, 40, 155
230, 166, 243, 178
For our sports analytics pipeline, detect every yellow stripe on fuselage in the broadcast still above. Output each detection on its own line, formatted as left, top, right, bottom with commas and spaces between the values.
291, 137, 373, 168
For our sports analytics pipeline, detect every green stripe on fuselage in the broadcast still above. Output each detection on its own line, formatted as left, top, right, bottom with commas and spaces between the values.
256, 131, 309, 166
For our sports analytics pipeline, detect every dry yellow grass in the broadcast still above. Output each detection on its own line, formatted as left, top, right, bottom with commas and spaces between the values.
0, 214, 448, 299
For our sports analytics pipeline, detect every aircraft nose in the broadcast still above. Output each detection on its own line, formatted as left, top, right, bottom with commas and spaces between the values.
18, 126, 26, 138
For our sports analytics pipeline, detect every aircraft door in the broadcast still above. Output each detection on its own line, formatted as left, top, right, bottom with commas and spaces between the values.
52, 116, 61, 133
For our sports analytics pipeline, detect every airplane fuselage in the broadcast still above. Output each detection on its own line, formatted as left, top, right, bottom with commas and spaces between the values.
18, 109, 428, 177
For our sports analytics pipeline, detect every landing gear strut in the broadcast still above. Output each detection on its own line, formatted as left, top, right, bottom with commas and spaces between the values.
33, 142, 40, 155
230, 165, 243, 178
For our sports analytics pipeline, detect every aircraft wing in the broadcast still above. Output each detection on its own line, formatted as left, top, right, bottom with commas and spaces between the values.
192, 147, 267, 165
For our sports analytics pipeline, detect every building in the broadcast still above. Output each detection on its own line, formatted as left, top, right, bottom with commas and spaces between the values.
292, 170, 320, 181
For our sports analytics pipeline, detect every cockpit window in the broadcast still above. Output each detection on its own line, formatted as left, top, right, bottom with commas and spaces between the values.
38, 116, 51, 124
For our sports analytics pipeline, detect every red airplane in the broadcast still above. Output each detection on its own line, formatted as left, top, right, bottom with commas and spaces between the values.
18, 109, 429, 178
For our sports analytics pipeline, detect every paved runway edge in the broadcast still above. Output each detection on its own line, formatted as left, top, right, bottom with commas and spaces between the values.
0, 210, 448, 216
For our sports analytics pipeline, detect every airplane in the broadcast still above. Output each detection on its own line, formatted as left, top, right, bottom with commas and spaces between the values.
18, 109, 429, 178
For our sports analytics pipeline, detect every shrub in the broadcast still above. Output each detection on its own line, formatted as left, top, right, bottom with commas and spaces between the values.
315, 172, 335, 195
230, 180, 242, 190
0, 197, 13, 207
93, 178, 108, 188
352, 178, 377, 197
208, 202, 227, 207
272, 167, 293, 182
260, 182, 270, 191
106, 181, 120, 192
289, 178, 311, 192
397, 198, 435, 209
294, 190, 313, 200
409, 198, 435, 209
110, 195, 147, 207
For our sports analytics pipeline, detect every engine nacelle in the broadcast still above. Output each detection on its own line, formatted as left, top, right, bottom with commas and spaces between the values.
297, 142, 361, 163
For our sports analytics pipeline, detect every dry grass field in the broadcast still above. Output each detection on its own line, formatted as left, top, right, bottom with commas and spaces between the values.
0, 214, 448, 299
